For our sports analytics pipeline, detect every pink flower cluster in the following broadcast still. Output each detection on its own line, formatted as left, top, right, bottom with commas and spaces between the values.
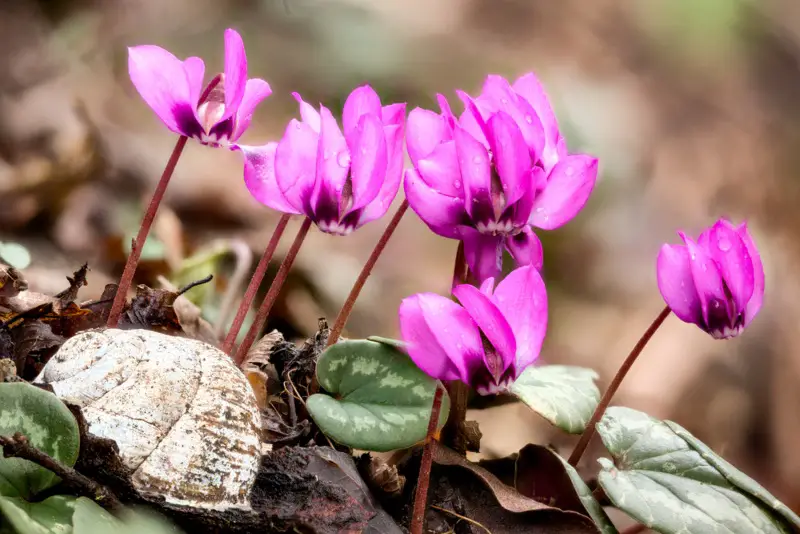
128, 29, 764, 394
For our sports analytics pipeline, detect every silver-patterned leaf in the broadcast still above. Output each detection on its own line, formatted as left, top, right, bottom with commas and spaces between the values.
509, 365, 600, 433
597, 407, 799, 534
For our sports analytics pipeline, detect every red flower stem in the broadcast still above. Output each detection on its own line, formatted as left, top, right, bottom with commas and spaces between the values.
326, 199, 409, 347
410, 383, 444, 534
568, 305, 671, 466
222, 213, 292, 355
233, 218, 313, 365
106, 74, 223, 329
106, 135, 188, 328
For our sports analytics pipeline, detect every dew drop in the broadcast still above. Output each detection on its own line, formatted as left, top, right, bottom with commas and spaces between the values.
565, 166, 575, 176
472, 155, 483, 164
717, 237, 732, 252
524, 115, 533, 124
336, 151, 351, 168
453, 180, 462, 189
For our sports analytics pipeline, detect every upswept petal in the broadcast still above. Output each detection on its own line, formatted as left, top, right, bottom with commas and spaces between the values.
275, 119, 318, 215
701, 220, 754, 314
342, 85, 382, 136
509, 167, 545, 228
504, 227, 543, 271
452, 284, 517, 380
128, 45, 198, 136
417, 141, 463, 198
529, 154, 598, 230
454, 126, 493, 223
238, 143, 301, 214
357, 123, 405, 225
407, 107, 451, 166
346, 113, 387, 215
184, 56, 206, 123
481, 75, 545, 161
222, 29, 247, 120
310, 106, 349, 222
292, 92, 321, 133
656, 243, 702, 324
681, 232, 727, 327
404, 169, 466, 239
738, 223, 764, 326
460, 227, 504, 282
512, 73, 560, 168
486, 112, 531, 207
479, 277, 495, 295
492, 265, 548, 372
456, 90, 491, 147
381, 103, 406, 127
231, 78, 272, 141
399, 293, 484, 384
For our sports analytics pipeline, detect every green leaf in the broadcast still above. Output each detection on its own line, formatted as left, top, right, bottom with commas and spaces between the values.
553, 453, 618, 533
508, 365, 600, 433
72, 498, 181, 534
0, 243, 31, 270
597, 407, 799, 534
0, 383, 80, 499
0, 495, 76, 534
307, 339, 450, 451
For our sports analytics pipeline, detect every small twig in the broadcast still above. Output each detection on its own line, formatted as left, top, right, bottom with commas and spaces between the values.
177, 274, 213, 296
214, 239, 255, 339
410, 383, 445, 534
430, 505, 493, 534
0, 433, 122, 511
568, 306, 671, 467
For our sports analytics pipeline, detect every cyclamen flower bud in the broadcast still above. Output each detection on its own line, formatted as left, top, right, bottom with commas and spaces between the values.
128, 29, 271, 147
399, 265, 547, 394
657, 219, 764, 339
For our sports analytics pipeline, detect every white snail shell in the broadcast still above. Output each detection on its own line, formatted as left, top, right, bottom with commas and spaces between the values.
34, 328, 261, 511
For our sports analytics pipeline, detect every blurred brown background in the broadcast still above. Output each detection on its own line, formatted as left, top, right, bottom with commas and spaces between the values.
2, 0, 799, 518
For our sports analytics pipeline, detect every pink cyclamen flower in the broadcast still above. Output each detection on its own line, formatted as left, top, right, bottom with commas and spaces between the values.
404, 73, 598, 281
128, 29, 271, 147
240, 85, 406, 235
657, 219, 764, 339
399, 264, 547, 395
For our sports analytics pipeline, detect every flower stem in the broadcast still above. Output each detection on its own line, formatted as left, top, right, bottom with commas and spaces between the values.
442, 241, 470, 454
107, 135, 188, 328
568, 305, 671, 466
410, 383, 445, 534
222, 213, 292, 355
233, 218, 312, 365
326, 200, 409, 347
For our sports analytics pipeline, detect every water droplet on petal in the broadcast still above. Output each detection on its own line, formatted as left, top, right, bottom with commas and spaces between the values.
565, 166, 575, 176
453, 180, 462, 189
472, 155, 483, 164
717, 237, 732, 252
524, 115, 533, 124
336, 151, 351, 168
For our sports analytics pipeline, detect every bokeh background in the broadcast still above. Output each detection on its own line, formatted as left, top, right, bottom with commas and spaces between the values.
2, 0, 800, 518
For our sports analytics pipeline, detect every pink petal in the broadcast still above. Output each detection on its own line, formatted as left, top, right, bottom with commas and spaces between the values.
127, 45, 199, 136
656, 244, 702, 324
512, 73, 560, 167
292, 92, 321, 133
310, 106, 349, 219
504, 227, 543, 270
238, 143, 302, 214
738, 223, 764, 327
492, 265, 548, 372
510, 167, 545, 228
222, 29, 247, 120
407, 107, 450, 166
275, 119, 318, 215
486, 112, 531, 207
346, 113, 387, 214
184, 56, 206, 116
529, 154, 598, 230
342, 85, 382, 137
681, 233, 727, 327
452, 284, 517, 379
456, 90, 491, 147
481, 75, 545, 160
399, 293, 484, 383
454, 126, 493, 223
381, 103, 407, 127
417, 141, 463, 198
231, 78, 272, 141
702, 220, 754, 313
479, 277, 495, 295
460, 227, 504, 282
357, 122, 404, 226
404, 169, 466, 239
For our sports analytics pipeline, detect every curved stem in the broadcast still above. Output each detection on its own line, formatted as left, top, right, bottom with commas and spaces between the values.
568, 305, 671, 467
222, 213, 292, 354
410, 383, 445, 534
107, 135, 187, 327
326, 199, 409, 347
233, 218, 312, 365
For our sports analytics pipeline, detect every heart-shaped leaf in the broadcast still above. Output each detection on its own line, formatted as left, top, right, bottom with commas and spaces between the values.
508, 365, 600, 433
0, 383, 80, 499
0, 495, 76, 534
597, 407, 800, 534
307, 339, 450, 451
